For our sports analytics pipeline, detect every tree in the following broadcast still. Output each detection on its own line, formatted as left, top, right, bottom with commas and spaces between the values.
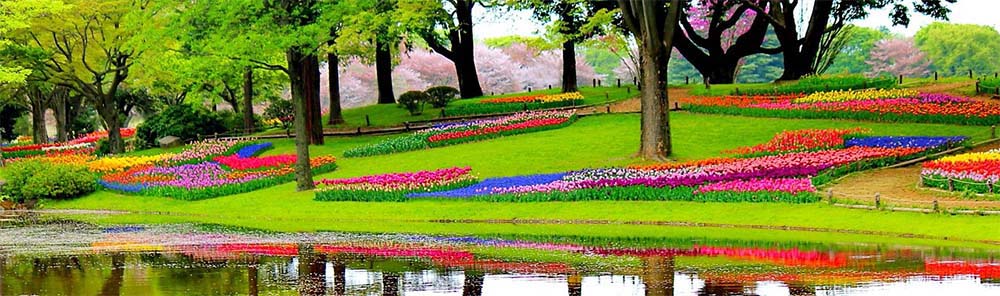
914, 22, 1000, 76
618, 0, 683, 160
825, 26, 889, 75
866, 37, 930, 78
14, 0, 161, 154
673, 0, 779, 84
514, 0, 600, 93
739, 0, 955, 80
0, 0, 69, 85
414, 0, 486, 99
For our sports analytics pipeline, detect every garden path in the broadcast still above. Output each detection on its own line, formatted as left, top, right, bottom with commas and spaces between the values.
826, 141, 1000, 210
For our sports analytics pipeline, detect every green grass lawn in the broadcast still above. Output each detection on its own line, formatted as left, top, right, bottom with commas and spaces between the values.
253, 86, 637, 133
42, 112, 1000, 244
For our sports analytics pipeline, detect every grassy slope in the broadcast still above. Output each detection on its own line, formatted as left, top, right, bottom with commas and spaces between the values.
45, 112, 1000, 243
304, 86, 637, 130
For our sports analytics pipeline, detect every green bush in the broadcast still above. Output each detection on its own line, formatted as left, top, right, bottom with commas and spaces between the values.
264, 98, 294, 128
425, 86, 460, 108
2, 161, 96, 201
444, 100, 581, 117
398, 91, 429, 115
218, 110, 262, 132
136, 104, 227, 146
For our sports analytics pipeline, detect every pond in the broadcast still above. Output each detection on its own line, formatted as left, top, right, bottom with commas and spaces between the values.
1, 213, 999, 295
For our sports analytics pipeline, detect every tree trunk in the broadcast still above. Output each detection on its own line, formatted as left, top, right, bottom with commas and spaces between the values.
567, 274, 582, 296
561, 39, 578, 92
243, 67, 255, 133
30, 99, 48, 144
327, 51, 345, 125
638, 45, 672, 160
99, 253, 125, 296
297, 245, 327, 296
706, 60, 739, 84
286, 47, 315, 191
52, 96, 68, 142
303, 54, 325, 145
248, 259, 259, 296
454, 1, 484, 99
375, 38, 396, 104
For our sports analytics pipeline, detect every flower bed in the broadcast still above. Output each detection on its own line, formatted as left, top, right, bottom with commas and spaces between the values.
724, 128, 869, 157
684, 91, 1000, 125
398, 131, 965, 203
1, 128, 136, 159
100, 140, 337, 200
921, 149, 1000, 193
446, 93, 584, 117
344, 110, 576, 158
314, 167, 477, 201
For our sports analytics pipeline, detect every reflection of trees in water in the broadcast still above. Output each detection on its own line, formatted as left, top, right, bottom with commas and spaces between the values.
787, 282, 817, 296
567, 274, 582, 296
642, 256, 675, 296
297, 244, 327, 296
99, 253, 125, 296
383, 272, 401, 296
463, 271, 484, 296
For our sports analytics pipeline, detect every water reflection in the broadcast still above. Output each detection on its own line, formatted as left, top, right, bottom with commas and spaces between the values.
1, 223, 1000, 295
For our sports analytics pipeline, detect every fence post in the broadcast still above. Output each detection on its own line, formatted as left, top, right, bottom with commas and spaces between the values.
685, 76, 690, 84
404, 122, 410, 131
947, 178, 954, 191
592, 79, 596, 87
827, 189, 834, 204
617, 79, 621, 88
898, 75, 903, 85
976, 81, 981, 94
605, 92, 609, 101
598, 79, 602, 87
992, 125, 996, 139
995, 72, 998, 79
528, 87, 532, 92
674, 102, 679, 110
633, 77, 637, 85
970, 69, 974, 79
606, 104, 611, 113
365, 115, 371, 127
548, 84, 551, 90
874, 193, 881, 209
356, 127, 361, 135
934, 71, 938, 81
627, 87, 631, 94
990, 182, 994, 194
933, 200, 940, 212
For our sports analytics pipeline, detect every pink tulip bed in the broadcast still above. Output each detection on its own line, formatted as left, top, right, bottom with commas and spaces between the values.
343, 110, 576, 157
99, 140, 338, 200
314, 167, 477, 201
359, 129, 966, 203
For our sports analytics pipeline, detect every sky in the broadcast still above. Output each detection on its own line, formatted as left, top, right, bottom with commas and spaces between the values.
473, 0, 1000, 39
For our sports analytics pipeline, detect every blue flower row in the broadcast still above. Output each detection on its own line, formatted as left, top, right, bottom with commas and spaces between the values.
845, 136, 968, 149
98, 180, 146, 193
407, 173, 567, 198
236, 142, 274, 158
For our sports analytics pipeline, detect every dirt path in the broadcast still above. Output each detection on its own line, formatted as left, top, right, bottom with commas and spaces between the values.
826, 141, 1000, 210
577, 88, 691, 115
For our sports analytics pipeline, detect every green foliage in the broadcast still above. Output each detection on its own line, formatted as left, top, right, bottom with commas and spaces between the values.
915, 22, 1000, 75
826, 26, 891, 75
2, 160, 96, 201
425, 86, 459, 108
265, 98, 294, 128
483, 35, 558, 51
0, 103, 26, 141
398, 91, 429, 115
715, 75, 897, 96
218, 110, 261, 132
136, 104, 227, 146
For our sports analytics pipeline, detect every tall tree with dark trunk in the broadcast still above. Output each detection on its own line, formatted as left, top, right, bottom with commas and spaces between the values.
242, 67, 255, 133
617, 0, 683, 160
738, 0, 956, 80
419, 0, 485, 99
21, 85, 51, 144
515, 0, 600, 93
326, 28, 345, 125
374, 37, 396, 104
673, 0, 780, 84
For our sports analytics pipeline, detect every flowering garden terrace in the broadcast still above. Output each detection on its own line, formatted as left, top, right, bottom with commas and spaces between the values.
682, 90, 1000, 125
922, 149, 1000, 194
343, 110, 577, 157
445, 92, 584, 116
98, 140, 337, 200
0, 128, 136, 160
318, 128, 969, 202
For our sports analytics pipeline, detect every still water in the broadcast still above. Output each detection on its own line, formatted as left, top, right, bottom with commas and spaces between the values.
1, 216, 999, 295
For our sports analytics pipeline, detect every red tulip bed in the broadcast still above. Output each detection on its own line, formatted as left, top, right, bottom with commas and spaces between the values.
683, 91, 1000, 125
99, 140, 338, 200
1, 128, 135, 160
343, 110, 576, 157
920, 149, 1000, 194
368, 129, 967, 202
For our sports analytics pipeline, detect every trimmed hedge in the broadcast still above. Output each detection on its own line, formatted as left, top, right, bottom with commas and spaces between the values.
2, 161, 96, 201
731, 75, 897, 96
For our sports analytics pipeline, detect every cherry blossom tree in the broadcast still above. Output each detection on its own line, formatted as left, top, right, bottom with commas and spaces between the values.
866, 38, 931, 78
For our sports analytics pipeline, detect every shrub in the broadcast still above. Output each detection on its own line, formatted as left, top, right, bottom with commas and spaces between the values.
218, 111, 262, 133
425, 86, 460, 108
2, 160, 96, 201
264, 98, 294, 128
398, 91, 429, 115
136, 104, 227, 146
